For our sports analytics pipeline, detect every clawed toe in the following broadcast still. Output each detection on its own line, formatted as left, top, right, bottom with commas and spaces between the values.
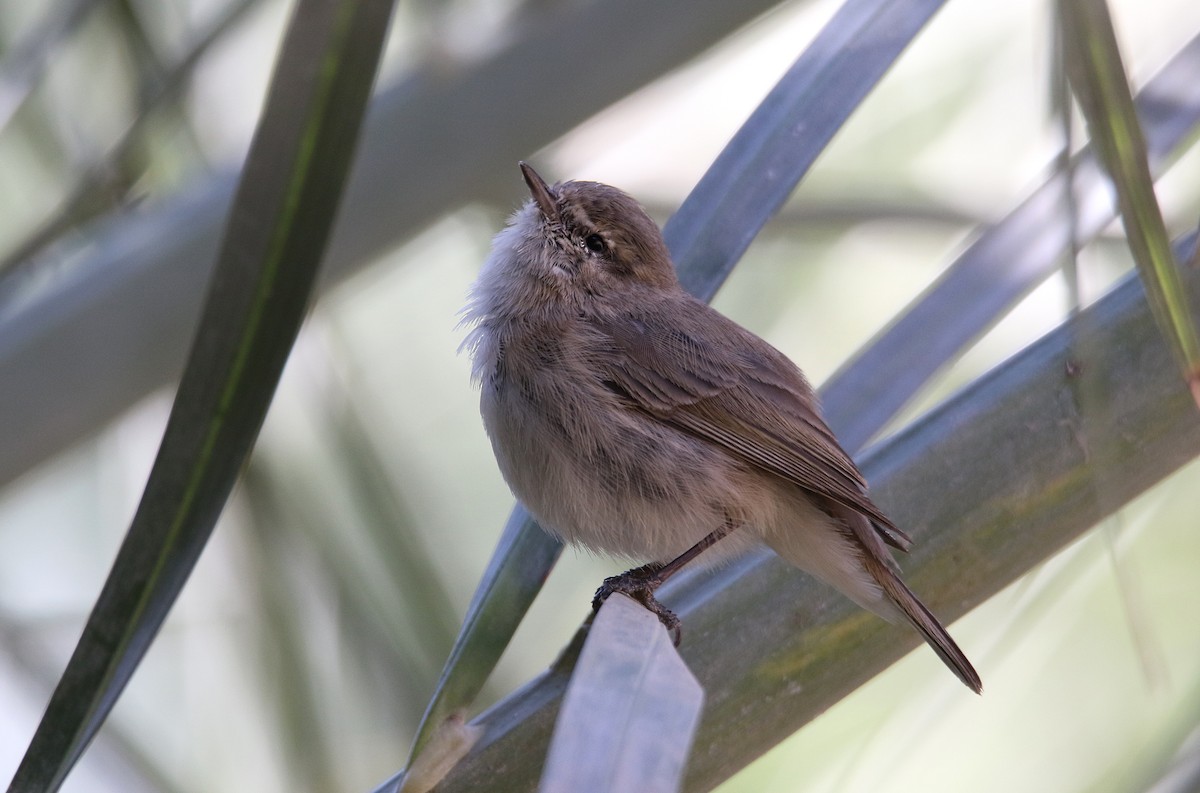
592, 564, 682, 645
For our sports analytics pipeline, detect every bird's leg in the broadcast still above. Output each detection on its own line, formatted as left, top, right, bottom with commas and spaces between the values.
592, 519, 737, 645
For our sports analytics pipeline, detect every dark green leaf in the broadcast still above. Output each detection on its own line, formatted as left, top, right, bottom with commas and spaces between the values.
8, 0, 397, 789
824, 30, 1200, 451
1059, 0, 1200, 405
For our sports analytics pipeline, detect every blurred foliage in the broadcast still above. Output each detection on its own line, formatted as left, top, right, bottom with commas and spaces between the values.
0, 0, 1198, 791
5, 0, 399, 789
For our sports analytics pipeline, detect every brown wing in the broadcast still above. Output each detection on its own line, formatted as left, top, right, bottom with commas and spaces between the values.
594, 294, 911, 551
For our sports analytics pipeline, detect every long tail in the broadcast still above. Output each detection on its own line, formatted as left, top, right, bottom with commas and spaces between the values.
864, 553, 982, 693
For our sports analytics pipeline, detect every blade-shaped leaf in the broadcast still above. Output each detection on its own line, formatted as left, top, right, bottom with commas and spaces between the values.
665, 0, 949, 301
539, 595, 703, 793
823, 29, 1200, 451
1058, 0, 1200, 404
7, 0, 397, 789
396, 0, 949, 783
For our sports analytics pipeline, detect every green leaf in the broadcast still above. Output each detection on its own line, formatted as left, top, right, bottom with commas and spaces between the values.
664, 0, 949, 301
1059, 0, 1200, 405
7, 0, 397, 789
540, 595, 703, 793
824, 29, 1200, 451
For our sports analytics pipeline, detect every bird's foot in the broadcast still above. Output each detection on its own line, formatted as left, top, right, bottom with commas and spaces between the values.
592, 562, 682, 645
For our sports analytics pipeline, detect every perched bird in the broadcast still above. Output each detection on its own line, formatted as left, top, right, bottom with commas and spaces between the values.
462, 162, 981, 693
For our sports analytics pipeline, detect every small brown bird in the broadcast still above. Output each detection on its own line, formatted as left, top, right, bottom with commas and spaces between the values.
462, 162, 981, 693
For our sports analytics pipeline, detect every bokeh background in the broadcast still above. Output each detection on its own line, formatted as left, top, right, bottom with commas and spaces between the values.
2, 0, 1200, 790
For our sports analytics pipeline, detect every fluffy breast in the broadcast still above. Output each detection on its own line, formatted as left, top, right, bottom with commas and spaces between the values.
477, 325, 767, 563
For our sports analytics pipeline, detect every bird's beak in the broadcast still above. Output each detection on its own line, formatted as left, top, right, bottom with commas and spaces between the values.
519, 161, 558, 220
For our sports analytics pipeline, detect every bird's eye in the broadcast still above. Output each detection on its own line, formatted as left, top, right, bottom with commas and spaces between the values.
583, 233, 606, 254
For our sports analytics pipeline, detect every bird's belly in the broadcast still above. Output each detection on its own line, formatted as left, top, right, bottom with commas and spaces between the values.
480, 381, 761, 563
